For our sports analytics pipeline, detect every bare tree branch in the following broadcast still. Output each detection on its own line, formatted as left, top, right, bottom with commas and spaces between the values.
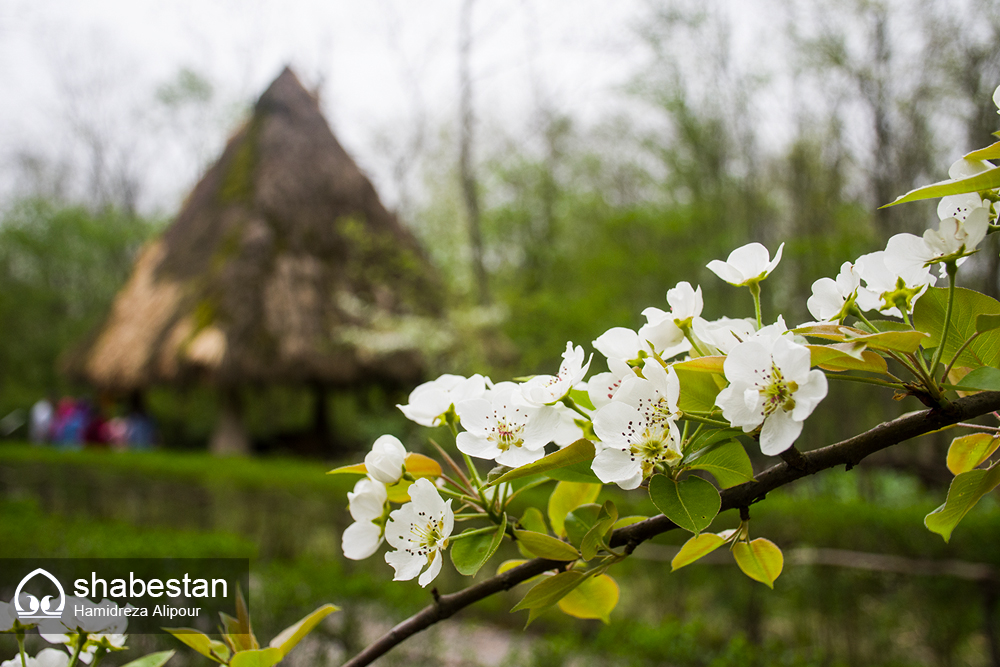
340, 391, 1000, 667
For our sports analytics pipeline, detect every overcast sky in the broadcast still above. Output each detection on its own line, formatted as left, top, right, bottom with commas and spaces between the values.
0, 0, 661, 214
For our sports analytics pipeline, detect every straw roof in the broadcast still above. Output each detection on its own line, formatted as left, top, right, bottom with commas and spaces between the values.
83, 67, 446, 391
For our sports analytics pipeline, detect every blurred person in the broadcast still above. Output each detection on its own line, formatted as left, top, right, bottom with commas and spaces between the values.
29, 396, 54, 444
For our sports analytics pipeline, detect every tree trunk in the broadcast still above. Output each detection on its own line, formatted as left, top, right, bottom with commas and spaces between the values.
210, 387, 250, 455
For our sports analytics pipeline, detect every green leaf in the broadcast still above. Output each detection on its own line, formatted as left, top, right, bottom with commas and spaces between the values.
557, 574, 619, 622
496, 559, 528, 576
925, 463, 1000, 542
807, 344, 889, 374
648, 474, 721, 534
563, 504, 601, 546
229, 648, 284, 667
671, 532, 729, 571
164, 629, 223, 662
978, 313, 1000, 333
946, 434, 1000, 475
842, 330, 928, 354
732, 538, 784, 588
684, 427, 744, 456
385, 479, 414, 504
964, 141, 1000, 161
881, 165, 1000, 207
487, 440, 596, 487
673, 356, 726, 373
675, 367, 725, 412
687, 439, 755, 488
545, 459, 602, 483
450, 514, 507, 576
268, 604, 338, 656
513, 530, 581, 561
120, 651, 176, 667
580, 501, 618, 560
325, 462, 368, 476
547, 481, 601, 538
956, 367, 1000, 392
569, 387, 595, 410
511, 570, 588, 614
914, 287, 1000, 369
611, 515, 648, 530
519, 507, 548, 534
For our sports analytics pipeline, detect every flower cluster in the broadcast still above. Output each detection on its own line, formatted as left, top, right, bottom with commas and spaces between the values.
332, 83, 1000, 602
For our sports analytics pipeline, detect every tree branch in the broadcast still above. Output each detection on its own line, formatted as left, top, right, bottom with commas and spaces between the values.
340, 391, 1000, 667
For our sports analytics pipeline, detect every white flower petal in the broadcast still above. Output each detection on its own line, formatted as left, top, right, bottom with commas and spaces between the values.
759, 410, 803, 456
342, 521, 383, 560
418, 550, 444, 587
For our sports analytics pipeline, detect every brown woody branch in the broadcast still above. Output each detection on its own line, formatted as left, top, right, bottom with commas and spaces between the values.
340, 391, 1000, 667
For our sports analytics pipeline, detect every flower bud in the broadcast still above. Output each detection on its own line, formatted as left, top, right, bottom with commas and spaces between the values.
364, 435, 407, 484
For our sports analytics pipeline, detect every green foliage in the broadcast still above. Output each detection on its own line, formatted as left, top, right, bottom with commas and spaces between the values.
648, 474, 721, 534
450, 514, 507, 576
546, 480, 600, 538
914, 287, 1000, 368
925, 463, 1000, 542
0, 200, 159, 415
686, 439, 755, 488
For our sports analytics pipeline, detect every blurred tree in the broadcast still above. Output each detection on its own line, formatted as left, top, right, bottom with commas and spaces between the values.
0, 199, 158, 415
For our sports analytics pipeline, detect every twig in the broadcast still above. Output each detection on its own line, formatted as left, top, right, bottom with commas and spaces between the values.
339, 390, 1000, 667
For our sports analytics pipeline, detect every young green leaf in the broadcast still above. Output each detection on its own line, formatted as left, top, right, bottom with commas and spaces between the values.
977, 313, 1000, 333
925, 463, 1000, 542
563, 504, 602, 546
673, 356, 726, 373
964, 140, 1000, 161
164, 629, 224, 663
671, 532, 729, 571
881, 165, 1000, 207
674, 367, 725, 412
487, 439, 596, 487
580, 501, 618, 560
269, 604, 339, 657
946, 434, 1000, 475
914, 287, 1000, 369
557, 574, 620, 622
545, 459, 603, 484
511, 570, 588, 613
956, 367, 1000, 392
547, 481, 601, 537
450, 514, 508, 576
325, 462, 368, 476
513, 529, 581, 561
120, 651, 176, 667
229, 648, 284, 667
732, 538, 784, 588
519, 507, 548, 534
648, 474, 721, 534
807, 344, 889, 374
841, 330, 928, 354
687, 439, 755, 488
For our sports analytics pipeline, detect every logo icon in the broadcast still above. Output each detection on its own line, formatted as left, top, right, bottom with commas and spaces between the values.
13, 568, 65, 620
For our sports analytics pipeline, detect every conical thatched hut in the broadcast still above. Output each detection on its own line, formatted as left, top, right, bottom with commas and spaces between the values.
82, 67, 446, 454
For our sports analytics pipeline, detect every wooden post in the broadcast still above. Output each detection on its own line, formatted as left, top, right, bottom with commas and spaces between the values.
210, 387, 250, 455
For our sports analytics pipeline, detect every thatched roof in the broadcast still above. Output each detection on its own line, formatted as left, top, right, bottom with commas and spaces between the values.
83, 67, 446, 391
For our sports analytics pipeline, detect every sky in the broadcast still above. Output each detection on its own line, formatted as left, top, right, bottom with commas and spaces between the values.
0, 0, 656, 214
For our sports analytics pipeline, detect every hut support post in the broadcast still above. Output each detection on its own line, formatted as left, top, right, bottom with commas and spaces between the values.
210, 387, 250, 455
312, 381, 331, 448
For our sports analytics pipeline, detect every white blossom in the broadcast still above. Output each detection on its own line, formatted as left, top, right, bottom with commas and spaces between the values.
806, 262, 860, 322
707, 242, 784, 287
715, 334, 827, 456
455, 384, 561, 467
592, 363, 682, 489
855, 245, 936, 318
692, 317, 757, 355
638, 282, 703, 359
923, 206, 990, 259
397, 374, 488, 427
520, 342, 592, 406
384, 478, 454, 587
587, 357, 635, 410
364, 435, 407, 485
2, 650, 69, 667
592, 327, 651, 365
342, 478, 388, 560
